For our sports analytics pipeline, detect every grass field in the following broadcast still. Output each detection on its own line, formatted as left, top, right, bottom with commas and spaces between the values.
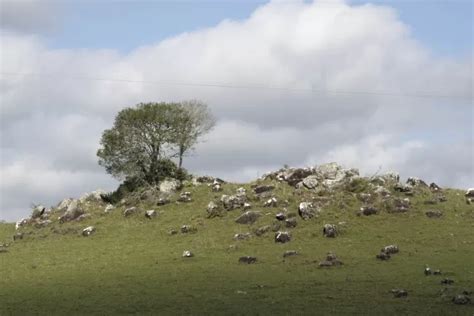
1, 179, 473, 315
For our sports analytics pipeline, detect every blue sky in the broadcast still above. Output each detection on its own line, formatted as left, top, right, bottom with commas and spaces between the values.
49, 0, 472, 57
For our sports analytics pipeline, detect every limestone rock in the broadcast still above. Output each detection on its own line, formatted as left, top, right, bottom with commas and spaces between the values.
452, 294, 470, 305
302, 175, 319, 189
235, 211, 261, 225
285, 218, 297, 228
104, 204, 114, 213
391, 289, 408, 298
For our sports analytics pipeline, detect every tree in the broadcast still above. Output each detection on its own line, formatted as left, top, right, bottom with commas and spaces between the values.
97, 101, 215, 185
172, 100, 216, 168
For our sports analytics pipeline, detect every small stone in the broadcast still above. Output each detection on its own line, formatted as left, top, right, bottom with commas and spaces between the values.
145, 210, 157, 219
452, 294, 470, 305
358, 206, 378, 216
275, 231, 291, 243
283, 250, 298, 258
298, 202, 319, 220
238, 256, 257, 264
182, 250, 194, 258
233, 233, 251, 240
376, 252, 391, 260
441, 278, 454, 285
157, 197, 171, 206
323, 224, 337, 238
381, 245, 399, 254
82, 226, 96, 237
275, 212, 286, 221
263, 197, 278, 207
391, 289, 408, 298
180, 225, 196, 234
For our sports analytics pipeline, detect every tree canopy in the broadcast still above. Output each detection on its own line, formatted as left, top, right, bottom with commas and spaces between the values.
97, 101, 215, 185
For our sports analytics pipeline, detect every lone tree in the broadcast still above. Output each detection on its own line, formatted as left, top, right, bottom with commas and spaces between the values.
97, 101, 215, 185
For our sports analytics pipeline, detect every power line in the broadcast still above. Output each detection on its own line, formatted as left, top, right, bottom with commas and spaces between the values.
0, 72, 471, 100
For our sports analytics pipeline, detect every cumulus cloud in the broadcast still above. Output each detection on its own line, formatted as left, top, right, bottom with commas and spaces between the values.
0, 0, 472, 221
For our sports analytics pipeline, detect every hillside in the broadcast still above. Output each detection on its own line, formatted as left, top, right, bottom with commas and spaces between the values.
1, 163, 473, 315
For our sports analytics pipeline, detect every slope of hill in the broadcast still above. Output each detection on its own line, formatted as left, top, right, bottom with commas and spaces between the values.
1, 163, 473, 315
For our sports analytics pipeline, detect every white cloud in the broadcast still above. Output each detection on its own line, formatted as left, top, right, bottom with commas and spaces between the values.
0, 0, 472, 221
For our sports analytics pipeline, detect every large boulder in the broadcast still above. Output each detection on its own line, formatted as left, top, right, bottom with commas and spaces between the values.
159, 179, 181, 194
298, 202, 319, 220
221, 194, 247, 211
59, 200, 84, 223
302, 175, 319, 189
235, 211, 261, 225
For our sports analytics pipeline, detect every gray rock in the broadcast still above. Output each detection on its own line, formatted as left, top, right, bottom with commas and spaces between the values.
233, 233, 251, 240
358, 206, 378, 216
298, 202, 319, 220
157, 197, 171, 206
243, 202, 252, 210
104, 204, 114, 213
145, 210, 157, 219
180, 225, 196, 234
238, 256, 257, 264
236, 187, 246, 195
235, 211, 261, 225
275, 212, 286, 221
275, 231, 291, 243
391, 289, 408, 298
283, 250, 298, 258
82, 226, 96, 237
319, 252, 343, 267
425, 210, 443, 218
59, 200, 85, 223
254, 225, 271, 237
79, 189, 107, 203
31, 205, 46, 219
221, 194, 247, 211
283, 168, 314, 186
123, 207, 137, 217
159, 179, 181, 194
376, 252, 391, 260
253, 185, 275, 194
211, 182, 222, 192
407, 177, 427, 187
206, 201, 223, 218
381, 245, 399, 254
323, 224, 337, 238
57, 198, 74, 212
182, 250, 194, 258
177, 192, 192, 203
302, 175, 319, 189
263, 197, 277, 207
452, 294, 470, 305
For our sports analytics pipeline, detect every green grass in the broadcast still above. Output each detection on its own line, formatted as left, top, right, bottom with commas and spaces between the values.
1, 181, 473, 315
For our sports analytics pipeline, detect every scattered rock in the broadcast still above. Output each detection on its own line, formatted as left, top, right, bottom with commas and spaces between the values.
465, 188, 474, 198
75, 214, 91, 222
275, 212, 286, 221
376, 252, 391, 260
452, 294, 470, 305
168, 229, 178, 235
283, 168, 314, 186
159, 179, 181, 194
386, 198, 410, 213
323, 224, 337, 238
235, 211, 261, 225
15, 218, 30, 230
441, 278, 454, 285
59, 200, 85, 223
236, 187, 246, 195
285, 218, 297, 228
275, 231, 291, 243
391, 289, 408, 298
157, 196, 171, 206
253, 185, 275, 194
243, 202, 252, 210
298, 202, 319, 220
381, 245, 399, 254
394, 183, 412, 193
221, 194, 247, 211
271, 221, 282, 232
34, 219, 52, 228
211, 181, 222, 192
302, 175, 319, 189
374, 186, 391, 197
180, 225, 197, 234
233, 233, 251, 240
407, 177, 427, 187
425, 210, 443, 218
123, 207, 137, 217
254, 225, 271, 237
57, 198, 74, 212
358, 206, 378, 216
104, 204, 114, 213
182, 250, 194, 258
82, 226, 96, 237
238, 256, 257, 264
263, 197, 278, 207
79, 189, 107, 203
424, 266, 432, 275
177, 192, 192, 203
430, 182, 441, 191
145, 210, 157, 219
206, 201, 223, 218
319, 252, 343, 267
283, 250, 298, 258
31, 205, 46, 219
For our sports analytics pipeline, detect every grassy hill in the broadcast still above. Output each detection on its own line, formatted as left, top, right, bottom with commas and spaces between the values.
1, 168, 473, 315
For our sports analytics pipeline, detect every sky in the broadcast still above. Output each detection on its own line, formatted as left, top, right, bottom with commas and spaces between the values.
0, 0, 472, 221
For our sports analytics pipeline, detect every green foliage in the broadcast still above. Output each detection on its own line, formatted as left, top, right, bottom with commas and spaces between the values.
97, 101, 214, 185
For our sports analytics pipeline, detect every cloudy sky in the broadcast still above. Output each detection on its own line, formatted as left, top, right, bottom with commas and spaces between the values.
0, 0, 472, 221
